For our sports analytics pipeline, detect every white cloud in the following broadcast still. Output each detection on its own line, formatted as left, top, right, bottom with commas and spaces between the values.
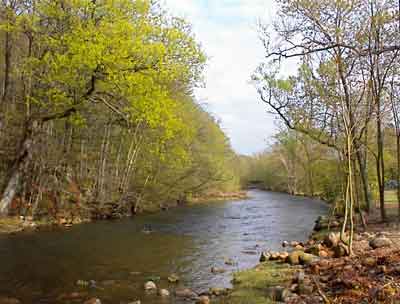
163, 0, 278, 155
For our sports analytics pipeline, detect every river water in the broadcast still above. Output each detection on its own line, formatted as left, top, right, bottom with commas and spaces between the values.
0, 190, 328, 304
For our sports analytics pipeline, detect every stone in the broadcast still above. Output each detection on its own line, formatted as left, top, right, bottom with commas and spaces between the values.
159, 289, 170, 297
259, 251, 271, 262
282, 241, 289, 247
196, 296, 210, 304
167, 274, 180, 283
211, 267, 225, 274
84, 298, 101, 304
305, 244, 322, 256
323, 232, 340, 248
128, 301, 141, 304
279, 251, 289, 261
319, 250, 329, 258
290, 241, 300, 247
288, 251, 303, 265
333, 243, 349, 258
209, 287, 227, 296
270, 252, 280, 260
224, 258, 235, 265
175, 288, 198, 299
362, 257, 376, 267
144, 281, 157, 290
295, 245, 304, 251
369, 237, 392, 249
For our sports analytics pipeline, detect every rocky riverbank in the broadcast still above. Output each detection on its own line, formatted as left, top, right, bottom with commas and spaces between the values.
221, 215, 400, 304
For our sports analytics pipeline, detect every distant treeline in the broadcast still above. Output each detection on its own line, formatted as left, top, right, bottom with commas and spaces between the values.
0, 0, 240, 220
242, 0, 400, 252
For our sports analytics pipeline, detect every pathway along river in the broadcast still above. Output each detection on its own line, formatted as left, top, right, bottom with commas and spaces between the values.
0, 190, 328, 304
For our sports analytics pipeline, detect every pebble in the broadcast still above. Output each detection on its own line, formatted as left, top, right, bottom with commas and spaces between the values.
144, 281, 157, 290
159, 289, 170, 297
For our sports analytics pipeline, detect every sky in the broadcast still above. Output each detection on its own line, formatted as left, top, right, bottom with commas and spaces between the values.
163, 0, 279, 155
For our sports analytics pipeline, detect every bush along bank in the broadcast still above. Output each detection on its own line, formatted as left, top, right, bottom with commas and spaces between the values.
222, 215, 400, 304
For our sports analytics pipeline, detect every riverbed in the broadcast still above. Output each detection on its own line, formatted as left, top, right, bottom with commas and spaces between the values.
0, 190, 328, 304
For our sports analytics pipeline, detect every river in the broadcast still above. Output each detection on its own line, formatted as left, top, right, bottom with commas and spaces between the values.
0, 190, 328, 304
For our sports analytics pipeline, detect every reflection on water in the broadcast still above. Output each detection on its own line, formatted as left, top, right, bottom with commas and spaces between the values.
0, 190, 327, 303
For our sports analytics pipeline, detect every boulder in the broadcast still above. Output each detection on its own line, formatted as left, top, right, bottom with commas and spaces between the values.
158, 289, 170, 297
294, 245, 304, 251
224, 258, 235, 266
196, 296, 210, 304
290, 241, 300, 247
333, 243, 349, 258
144, 281, 157, 290
369, 237, 392, 249
175, 288, 198, 299
270, 251, 280, 260
282, 241, 289, 247
362, 257, 376, 267
288, 251, 303, 265
323, 232, 340, 248
319, 250, 329, 258
279, 251, 289, 261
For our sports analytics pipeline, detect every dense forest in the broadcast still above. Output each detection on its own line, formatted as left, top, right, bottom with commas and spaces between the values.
0, 0, 241, 222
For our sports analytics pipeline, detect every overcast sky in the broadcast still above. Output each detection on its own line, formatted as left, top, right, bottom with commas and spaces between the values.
163, 1, 279, 155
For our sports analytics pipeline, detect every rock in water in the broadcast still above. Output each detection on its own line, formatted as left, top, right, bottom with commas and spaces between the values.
175, 288, 198, 299
84, 298, 101, 304
196, 296, 210, 304
159, 289, 170, 297
144, 281, 157, 290
369, 237, 392, 249
211, 267, 225, 274
167, 274, 180, 283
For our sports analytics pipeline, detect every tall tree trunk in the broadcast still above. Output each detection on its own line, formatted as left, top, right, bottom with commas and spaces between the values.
1, 31, 11, 106
356, 148, 372, 213
0, 123, 35, 215
376, 102, 386, 221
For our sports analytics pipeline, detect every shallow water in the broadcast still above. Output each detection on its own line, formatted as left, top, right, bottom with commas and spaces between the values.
0, 190, 328, 304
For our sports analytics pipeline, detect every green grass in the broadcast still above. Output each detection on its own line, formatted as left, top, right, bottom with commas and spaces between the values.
218, 262, 294, 304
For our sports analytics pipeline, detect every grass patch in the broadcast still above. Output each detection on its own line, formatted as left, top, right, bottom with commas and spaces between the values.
219, 262, 294, 304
